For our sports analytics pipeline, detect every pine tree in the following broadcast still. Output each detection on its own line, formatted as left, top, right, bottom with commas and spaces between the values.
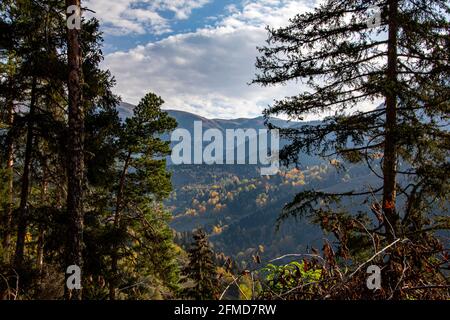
0, 0, 121, 298
0, 53, 17, 264
107, 92, 178, 300
253, 0, 449, 296
65, 0, 84, 300
0, 0, 66, 275
183, 229, 219, 300
1, 1, 183, 300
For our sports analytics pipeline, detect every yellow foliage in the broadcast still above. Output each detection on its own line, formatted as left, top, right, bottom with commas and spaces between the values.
185, 208, 197, 216
210, 191, 219, 197
25, 232, 32, 243
213, 225, 223, 234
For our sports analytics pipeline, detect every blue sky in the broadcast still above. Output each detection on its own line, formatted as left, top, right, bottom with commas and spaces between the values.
100, 0, 243, 53
84, 0, 323, 119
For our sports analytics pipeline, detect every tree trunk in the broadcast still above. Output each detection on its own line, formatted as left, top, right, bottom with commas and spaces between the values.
65, 0, 84, 300
37, 166, 48, 274
383, 0, 403, 298
2, 86, 15, 263
109, 152, 131, 300
383, 0, 400, 241
35, 168, 48, 295
14, 76, 37, 271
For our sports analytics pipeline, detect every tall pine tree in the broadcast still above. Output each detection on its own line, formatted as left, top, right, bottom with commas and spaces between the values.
108, 93, 179, 300
254, 0, 449, 297
65, 0, 84, 300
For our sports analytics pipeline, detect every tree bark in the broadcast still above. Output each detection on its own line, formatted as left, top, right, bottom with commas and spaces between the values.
383, 0, 400, 241
65, 0, 84, 300
2, 82, 15, 263
109, 152, 131, 300
37, 165, 48, 274
14, 76, 37, 270
383, 0, 403, 298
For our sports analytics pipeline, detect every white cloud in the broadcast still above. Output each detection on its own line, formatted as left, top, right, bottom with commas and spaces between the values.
224, 0, 310, 28
103, 0, 318, 119
84, 0, 210, 35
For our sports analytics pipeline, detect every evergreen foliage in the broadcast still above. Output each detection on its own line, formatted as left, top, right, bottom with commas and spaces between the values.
253, 0, 449, 298
183, 229, 220, 300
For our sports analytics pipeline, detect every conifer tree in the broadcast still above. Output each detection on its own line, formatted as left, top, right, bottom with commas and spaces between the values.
0, 0, 121, 298
0, 38, 17, 265
254, 0, 449, 295
107, 93, 178, 300
1, 1, 183, 300
65, 0, 84, 300
0, 0, 67, 275
183, 229, 220, 300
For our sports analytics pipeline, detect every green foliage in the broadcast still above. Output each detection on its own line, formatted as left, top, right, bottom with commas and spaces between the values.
182, 229, 220, 300
82, 92, 181, 299
261, 261, 322, 295
0, 0, 182, 300
253, 0, 449, 298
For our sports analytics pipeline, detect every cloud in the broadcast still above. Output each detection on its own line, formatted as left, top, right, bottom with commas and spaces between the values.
103, 0, 318, 119
84, 0, 210, 35
223, 0, 311, 28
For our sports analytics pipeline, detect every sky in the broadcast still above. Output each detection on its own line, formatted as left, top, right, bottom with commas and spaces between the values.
84, 0, 321, 119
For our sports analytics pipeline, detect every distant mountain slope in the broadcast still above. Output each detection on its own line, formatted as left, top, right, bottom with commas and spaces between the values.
119, 102, 321, 167
119, 102, 309, 131
118, 102, 381, 264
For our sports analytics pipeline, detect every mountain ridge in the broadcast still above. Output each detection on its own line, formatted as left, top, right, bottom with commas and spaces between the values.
119, 102, 311, 129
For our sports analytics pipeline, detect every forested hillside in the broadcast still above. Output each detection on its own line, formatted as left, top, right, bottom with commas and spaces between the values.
0, 0, 448, 302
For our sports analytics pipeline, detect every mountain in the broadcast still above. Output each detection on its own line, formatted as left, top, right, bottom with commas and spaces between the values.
118, 103, 379, 265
